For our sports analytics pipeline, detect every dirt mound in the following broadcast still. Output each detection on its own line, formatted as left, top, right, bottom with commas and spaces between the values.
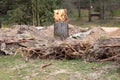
0, 24, 81, 54
102, 27, 119, 33
68, 24, 83, 35
109, 29, 120, 37
82, 27, 107, 44
0, 25, 120, 64
86, 38, 120, 62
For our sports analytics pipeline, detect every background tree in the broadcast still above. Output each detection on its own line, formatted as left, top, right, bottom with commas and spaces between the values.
31, 0, 62, 26
72, 0, 89, 18
0, 0, 120, 26
0, 0, 62, 26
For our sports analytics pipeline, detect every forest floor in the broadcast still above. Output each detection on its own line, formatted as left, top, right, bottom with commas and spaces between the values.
0, 55, 120, 80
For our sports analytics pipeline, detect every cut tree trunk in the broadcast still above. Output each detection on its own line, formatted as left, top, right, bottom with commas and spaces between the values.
54, 22, 69, 39
54, 9, 68, 23
54, 9, 69, 39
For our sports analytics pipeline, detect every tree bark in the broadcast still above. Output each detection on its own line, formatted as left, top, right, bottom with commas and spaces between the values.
78, 0, 81, 18
88, 0, 92, 22
54, 9, 69, 39
54, 22, 69, 39
100, 0, 105, 20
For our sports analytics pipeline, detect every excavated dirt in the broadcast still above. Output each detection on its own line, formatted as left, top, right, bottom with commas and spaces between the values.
0, 24, 120, 63
0, 24, 90, 48
82, 27, 108, 44
109, 29, 120, 37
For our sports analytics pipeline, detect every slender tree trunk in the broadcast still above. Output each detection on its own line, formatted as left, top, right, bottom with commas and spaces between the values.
37, 0, 40, 26
78, 6, 81, 17
32, 0, 39, 26
102, 2, 105, 20
32, 4, 35, 26
32, 0, 36, 26
0, 20, 1, 28
100, 0, 105, 20
78, 0, 81, 18
35, 0, 38, 26
88, 0, 92, 22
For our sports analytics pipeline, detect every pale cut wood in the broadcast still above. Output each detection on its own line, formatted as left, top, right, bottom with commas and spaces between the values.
54, 9, 68, 23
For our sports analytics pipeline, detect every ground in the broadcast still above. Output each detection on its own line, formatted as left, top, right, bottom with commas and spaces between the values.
1, 13, 120, 80
0, 55, 119, 80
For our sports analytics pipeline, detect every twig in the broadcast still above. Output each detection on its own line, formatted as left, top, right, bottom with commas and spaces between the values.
41, 63, 52, 69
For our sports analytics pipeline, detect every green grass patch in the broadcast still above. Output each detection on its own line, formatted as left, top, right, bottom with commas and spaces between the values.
113, 10, 120, 16
0, 55, 119, 80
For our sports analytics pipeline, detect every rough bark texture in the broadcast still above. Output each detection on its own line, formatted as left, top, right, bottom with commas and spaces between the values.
54, 22, 69, 39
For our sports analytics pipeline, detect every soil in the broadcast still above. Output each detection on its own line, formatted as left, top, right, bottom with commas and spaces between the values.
0, 24, 120, 63
109, 29, 120, 37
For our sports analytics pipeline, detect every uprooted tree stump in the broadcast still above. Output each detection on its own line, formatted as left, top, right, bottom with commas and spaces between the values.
54, 9, 69, 39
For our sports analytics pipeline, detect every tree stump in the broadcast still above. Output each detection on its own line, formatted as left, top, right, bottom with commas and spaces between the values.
54, 9, 69, 39
54, 22, 69, 39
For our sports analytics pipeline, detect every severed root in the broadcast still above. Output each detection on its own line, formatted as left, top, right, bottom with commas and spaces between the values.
14, 47, 45, 62
14, 47, 34, 62
100, 54, 120, 62
14, 47, 24, 56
